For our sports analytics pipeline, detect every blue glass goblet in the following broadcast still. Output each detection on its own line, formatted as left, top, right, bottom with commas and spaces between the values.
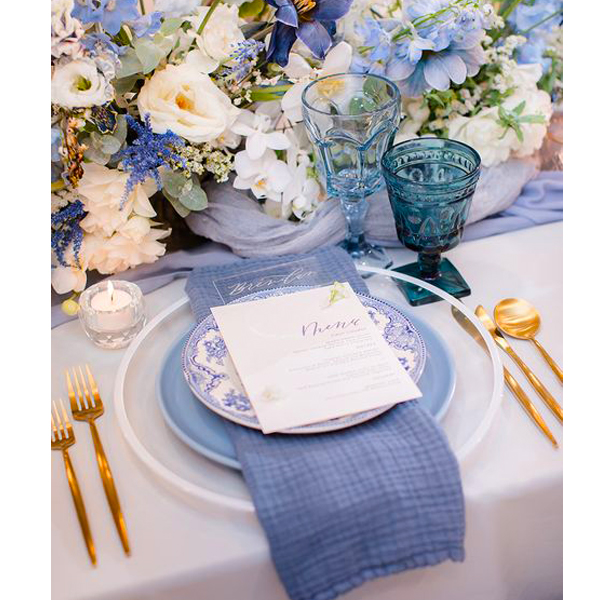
381, 138, 481, 306
302, 73, 401, 269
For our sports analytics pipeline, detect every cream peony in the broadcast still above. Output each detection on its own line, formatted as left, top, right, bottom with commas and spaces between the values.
51, 57, 113, 108
51, 265, 87, 294
448, 107, 518, 167
137, 63, 240, 143
77, 163, 157, 237
188, 4, 245, 66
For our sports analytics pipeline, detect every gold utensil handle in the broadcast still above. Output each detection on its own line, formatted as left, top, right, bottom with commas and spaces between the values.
503, 367, 558, 448
63, 450, 97, 566
504, 345, 563, 423
532, 338, 563, 384
89, 422, 131, 555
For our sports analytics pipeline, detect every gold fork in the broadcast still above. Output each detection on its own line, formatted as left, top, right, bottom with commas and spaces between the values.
51, 399, 97, 566
66, 365, 131, 556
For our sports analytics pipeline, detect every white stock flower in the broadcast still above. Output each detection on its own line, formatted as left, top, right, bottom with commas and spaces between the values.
77, 163, 157, 237
448, 107, 518, 167
51, 57, 113, 108
233, 149, 292, 202
187, 4, 244, 70
51, 0, 84, 59
281, 42, 353, 123
137, 63, 240, 143
231, 108, 290, 160
84, 227, 170, 275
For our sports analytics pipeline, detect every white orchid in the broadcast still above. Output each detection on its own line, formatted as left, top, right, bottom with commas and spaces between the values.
233, 149, 292, 202
281, 42, 354, 123
231, 107, 290, 160
282, 156, 321, 220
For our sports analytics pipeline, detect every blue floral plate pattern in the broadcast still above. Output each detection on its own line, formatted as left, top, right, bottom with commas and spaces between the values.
181, 287, 427, 434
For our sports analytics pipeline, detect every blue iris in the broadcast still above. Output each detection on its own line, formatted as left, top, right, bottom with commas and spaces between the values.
265, 0, 353, 67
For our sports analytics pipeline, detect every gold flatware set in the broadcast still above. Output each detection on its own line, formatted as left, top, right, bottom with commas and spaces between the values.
453, 298, 563, 448
52, 365, 130, 566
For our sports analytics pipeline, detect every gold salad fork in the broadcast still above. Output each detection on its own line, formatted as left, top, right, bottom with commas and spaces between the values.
66, 366, 131, 556
51, 400, 97, 566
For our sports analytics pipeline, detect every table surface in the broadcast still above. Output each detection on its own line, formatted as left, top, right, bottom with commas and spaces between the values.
51, 223, 563, 600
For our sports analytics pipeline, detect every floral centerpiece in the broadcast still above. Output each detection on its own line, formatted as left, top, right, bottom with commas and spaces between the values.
51, 0, 563, 304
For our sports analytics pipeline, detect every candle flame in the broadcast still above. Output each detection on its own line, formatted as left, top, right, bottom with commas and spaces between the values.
107, 281, 115, 304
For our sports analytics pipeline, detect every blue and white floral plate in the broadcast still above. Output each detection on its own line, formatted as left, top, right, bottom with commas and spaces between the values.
181, 287, 427, 434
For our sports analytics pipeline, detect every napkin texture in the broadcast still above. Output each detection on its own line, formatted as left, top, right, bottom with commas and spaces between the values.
185, 248, 465, 600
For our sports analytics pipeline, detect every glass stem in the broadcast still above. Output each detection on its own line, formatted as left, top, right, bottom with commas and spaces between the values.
340, 196, 368, 252
418, 251, 441, 280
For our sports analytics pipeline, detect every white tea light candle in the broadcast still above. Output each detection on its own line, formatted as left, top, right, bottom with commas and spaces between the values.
79, 280, 146, 349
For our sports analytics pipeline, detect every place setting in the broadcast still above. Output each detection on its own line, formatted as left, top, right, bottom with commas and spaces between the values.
50, 2, 564, 599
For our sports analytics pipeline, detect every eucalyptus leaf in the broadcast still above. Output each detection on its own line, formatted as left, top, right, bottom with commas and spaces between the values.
179, 180, 208, 211
114, 115, 128, 144
84, 144, 111, 165
134, 38, 165, 74
113, 75, 140, 96
163, 189, 191, 218
116, 48, 143, 79
159, 17, 184, 36
162, 169, 191, 198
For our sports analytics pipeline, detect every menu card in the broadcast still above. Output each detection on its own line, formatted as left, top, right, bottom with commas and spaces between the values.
211, 283, 422, 433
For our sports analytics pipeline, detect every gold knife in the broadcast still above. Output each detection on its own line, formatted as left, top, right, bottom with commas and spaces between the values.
474, 305, 563, 423
451, 306, 558, 448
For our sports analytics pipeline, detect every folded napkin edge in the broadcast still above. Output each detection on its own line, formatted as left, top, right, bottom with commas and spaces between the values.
295, 546, 465, 600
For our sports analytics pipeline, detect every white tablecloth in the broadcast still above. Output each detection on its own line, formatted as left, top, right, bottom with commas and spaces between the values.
51, 223, 563, 600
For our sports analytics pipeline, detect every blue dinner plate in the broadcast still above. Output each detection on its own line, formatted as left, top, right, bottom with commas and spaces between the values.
157, 305, 456, 472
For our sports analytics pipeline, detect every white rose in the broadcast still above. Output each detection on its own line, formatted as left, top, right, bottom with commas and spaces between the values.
448, 107, 518, 167
77, 163, 157, 237
51, 58, 113, 108
84, 227, 170, 275
137, 63, 240, 143
188, 4, 244, 66
505, 90, 553, 158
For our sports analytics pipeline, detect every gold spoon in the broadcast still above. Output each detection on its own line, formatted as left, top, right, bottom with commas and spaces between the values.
494, 298, 563, 384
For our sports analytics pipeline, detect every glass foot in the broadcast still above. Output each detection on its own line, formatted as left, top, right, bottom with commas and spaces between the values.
392, 258, 471, 306
339, 239, 393, 274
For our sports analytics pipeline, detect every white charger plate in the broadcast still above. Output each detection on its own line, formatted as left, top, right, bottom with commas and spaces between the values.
114, 271, 503, 512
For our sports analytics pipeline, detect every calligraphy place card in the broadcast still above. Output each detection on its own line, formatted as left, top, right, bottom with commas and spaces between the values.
211, 283, 422, 433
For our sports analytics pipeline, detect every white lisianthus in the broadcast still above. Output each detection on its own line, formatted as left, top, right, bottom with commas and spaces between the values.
281, 42, 354, 123
51, 265, 87, 294
77, 163, 157, 237
51, 57, 113, 108
448, 107, 518, 167
233, 149, 292, 202
231, 108, 290, 160
137, 63, 240, 143
506, 89, 552, 159
188, 4, 245, 68
51, 0, 84, 59
396, 99, 430, 143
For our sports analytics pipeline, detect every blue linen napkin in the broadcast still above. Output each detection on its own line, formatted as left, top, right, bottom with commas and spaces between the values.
185, 247, 465, 600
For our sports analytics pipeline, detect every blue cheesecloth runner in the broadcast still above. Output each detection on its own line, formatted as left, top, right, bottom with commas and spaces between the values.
186, 246, 465, 600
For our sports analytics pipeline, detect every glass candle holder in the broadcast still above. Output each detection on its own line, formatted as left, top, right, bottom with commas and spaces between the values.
381, 137, 481, 306
79, 280, 146, 349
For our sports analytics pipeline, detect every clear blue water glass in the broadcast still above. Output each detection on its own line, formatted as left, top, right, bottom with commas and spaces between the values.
381, 138, 481, 306
302, 73, 401, 269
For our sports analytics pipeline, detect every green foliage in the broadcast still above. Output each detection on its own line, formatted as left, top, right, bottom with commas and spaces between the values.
161, 170, 208, 215
83, 115, 128, 165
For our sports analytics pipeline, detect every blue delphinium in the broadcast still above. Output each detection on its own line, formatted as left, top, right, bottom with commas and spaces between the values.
82, 31, 125, 57
119, 115, 186, 203
265, 0, 354, 66
351, 0, 495, 97
51, 200, 86, 268
72, 0, 160, 37
509, 0, 563, 72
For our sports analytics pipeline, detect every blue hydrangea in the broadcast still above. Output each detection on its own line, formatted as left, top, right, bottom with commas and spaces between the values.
72, 0, 159, 38
509, 0, 563, 72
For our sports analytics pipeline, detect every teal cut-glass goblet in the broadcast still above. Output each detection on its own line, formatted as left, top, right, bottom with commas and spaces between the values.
301, 73, 401, 269
381, 138, 481, 306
